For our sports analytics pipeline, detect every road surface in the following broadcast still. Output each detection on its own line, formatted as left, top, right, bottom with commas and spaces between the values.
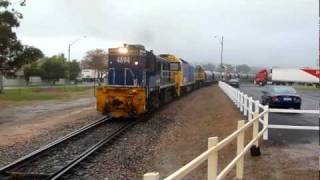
239, 83, 319, 144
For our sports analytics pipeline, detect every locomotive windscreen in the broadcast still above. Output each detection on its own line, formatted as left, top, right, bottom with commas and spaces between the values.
107, 47, 146, 86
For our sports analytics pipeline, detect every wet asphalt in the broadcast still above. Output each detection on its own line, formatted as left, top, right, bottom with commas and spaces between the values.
238, 83, 319, 145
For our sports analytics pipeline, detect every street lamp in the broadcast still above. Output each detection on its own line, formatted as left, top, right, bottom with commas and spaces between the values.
214, 35, 224, 68
68, 35, 86, 62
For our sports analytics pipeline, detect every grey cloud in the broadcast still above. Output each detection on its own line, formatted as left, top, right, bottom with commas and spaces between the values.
15, 0, 318, 67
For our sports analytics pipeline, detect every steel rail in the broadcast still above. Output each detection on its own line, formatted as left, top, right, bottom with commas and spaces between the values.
0, 116, 111, 174
50, 120, 137, 180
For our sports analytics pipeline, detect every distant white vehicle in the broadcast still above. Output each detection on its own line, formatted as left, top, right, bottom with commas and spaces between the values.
80, 69, 106, 82
254, 68, 320, 86
80, 69, 98, 81
271, 68, 319, 84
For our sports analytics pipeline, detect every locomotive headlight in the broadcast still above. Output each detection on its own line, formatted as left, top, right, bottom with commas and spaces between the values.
118, 47, 128, 54
134, 61, 139, 65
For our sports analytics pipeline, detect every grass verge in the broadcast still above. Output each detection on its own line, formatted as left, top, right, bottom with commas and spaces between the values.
0, 86, 93, 101
293, 85, 320, 91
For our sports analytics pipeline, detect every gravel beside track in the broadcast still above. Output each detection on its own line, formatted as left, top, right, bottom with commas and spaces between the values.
63, 113, 173, 180
0, 113, 101, 168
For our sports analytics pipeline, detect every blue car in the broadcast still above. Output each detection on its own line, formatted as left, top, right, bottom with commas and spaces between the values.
227, 79, 240, 88
261, 86, 301, 109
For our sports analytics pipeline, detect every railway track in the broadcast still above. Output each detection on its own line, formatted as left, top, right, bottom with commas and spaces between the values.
0, 116, 137, 180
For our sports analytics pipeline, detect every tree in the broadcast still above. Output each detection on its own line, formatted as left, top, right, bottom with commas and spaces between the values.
0, 0, 27, 93
236, 64, 251, 74
0, 0, 25, 66
68, 60, 80, 81
8, 45, 43, 72
23, 62, 43, 85
82, 49, 108, 79
41, 55, 67, 85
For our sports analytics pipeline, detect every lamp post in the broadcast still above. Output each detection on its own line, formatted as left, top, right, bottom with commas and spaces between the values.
214, 35, 224, 69
0, 68, 3, 93
68, 36, 86, 62
214, 35, 225, 79
67, 36, 86, 84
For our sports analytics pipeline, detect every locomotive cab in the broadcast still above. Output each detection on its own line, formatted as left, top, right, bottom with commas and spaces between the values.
194, 65, 206, 88
159, 54, 183, 96
159, 54, 195, 96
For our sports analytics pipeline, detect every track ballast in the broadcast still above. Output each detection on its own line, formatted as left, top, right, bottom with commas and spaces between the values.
0, 116, 136, 180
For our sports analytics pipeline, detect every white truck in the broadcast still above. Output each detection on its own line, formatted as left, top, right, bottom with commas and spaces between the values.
270, 68, 320, 85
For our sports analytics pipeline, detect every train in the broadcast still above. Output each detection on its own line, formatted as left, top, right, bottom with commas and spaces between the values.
96, 44, 217, 118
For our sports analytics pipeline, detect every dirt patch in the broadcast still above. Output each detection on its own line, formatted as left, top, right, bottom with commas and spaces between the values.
0, 96, 102, 167
0, 97, 95, 123
0, 97, 97, 146
0, 106, 98, 146
0, 100, 16, 108
243, 142, 319, 180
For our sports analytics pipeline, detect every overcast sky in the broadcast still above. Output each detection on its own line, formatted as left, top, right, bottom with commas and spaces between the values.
14, 0, 318, 68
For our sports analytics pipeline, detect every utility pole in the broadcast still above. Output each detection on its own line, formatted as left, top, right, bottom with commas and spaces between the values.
220, 35, 224, 68
318, 0, 320, 139
68, 36, 86, 62
68, 44, 71, 62
214, 35, 225, 79
67, 36, 86, 83
0, 70, 3, 93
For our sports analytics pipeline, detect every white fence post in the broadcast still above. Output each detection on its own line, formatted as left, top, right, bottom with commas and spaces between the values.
233, 89, 237, 104
237, 91, 240, 108
263, 106, 269, 140
236, 120, 245, 179
248, 97, 253, 121
243, 95, 248, 116
240, 93, 243, 112
143, 172, 160, 180
231, 88, 235, 103
238, 91, 241, 108
252, 112, 259, 147
208, 137, 218, 180
254, 100, 259, 114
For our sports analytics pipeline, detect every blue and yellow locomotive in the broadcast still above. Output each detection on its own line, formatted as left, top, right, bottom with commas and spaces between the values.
96, 44, 176, 118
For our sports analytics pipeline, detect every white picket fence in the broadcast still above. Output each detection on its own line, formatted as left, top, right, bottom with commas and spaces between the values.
143, 81, 319, 180
219, 81, 271, 140
219, 81, 320, 134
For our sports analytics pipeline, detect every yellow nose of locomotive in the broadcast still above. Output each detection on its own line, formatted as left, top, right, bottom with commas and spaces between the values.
96, 87, 146, 118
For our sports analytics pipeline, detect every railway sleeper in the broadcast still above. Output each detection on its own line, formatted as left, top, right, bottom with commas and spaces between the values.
0, 171, 50, 180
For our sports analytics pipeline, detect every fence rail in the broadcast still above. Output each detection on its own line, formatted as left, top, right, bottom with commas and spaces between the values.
143, 81, 319, 180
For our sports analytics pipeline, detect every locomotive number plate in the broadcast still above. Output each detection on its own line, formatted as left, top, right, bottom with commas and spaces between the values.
117, 56, 130, 64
